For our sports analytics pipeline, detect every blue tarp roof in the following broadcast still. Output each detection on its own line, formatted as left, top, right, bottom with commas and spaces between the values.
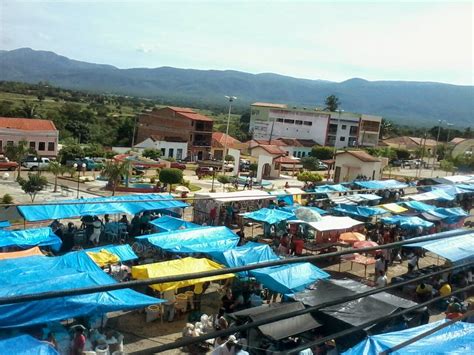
149, 215, 201, 232
18, 194, 189, 222
208, 242, 279, 276
311, 184, 349, 194
250, 262, 330, 295
0, 334, 59, 355
405, 230, 474, 264
355, 179, 408, 190
381, 215, 434, 229
332, 204, 388, 218
279, 205, 328, 215
86, 244, 138, 262
137, 226, 239, 253
242, 208, 295, 224
0, 227, 62, 252
430, 184, 473, 195
0, 221, 11, 229
342, 319, 474, 355
402, 201, 436, 212
0, 251, 161, 329
356, 194, 383, 201
425, 207, 469, 223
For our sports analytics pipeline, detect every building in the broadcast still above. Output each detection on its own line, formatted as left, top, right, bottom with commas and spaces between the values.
382, 136, 438, 152
211, 132, 246, 160
137, 106, 213, 161
0, 117, 59, 157
249, 102, 382, 148
133, 136, 188, 160
248, 138, 317, 158
334, 150, 383, 183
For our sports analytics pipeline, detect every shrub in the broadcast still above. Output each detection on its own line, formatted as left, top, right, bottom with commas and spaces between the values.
142, 148, 162, 160
296, 171, 323, 183
1, 193, 13, 204
310, 146, 333, 160
225, 154, 235, 162
159, 168, 184, 191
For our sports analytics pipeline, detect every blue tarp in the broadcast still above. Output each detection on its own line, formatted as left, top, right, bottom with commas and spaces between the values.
279, 205, 328, 215
332, 204, 388, 218
381, 215, 434, 229
343, 319, 474, 355
0, 334, 59, 355
355, 179, 408, 190
208, 242, 279, 276
356, 194, 383, 201
0, 221, 11, 229
137, 226, 239, 253
149, 215, 201, 232
311, 184, 349, 194
425, 207, 469, 223
242, 208, 295, 225
402, 201, 436, 212
430, 184, 472, 195
86, 244, 138, 262
250, 262, 330, 295
0, 227, 62, 251
0, 251, 161, 329
18, 194, 189, 222
405, 230, 474, 264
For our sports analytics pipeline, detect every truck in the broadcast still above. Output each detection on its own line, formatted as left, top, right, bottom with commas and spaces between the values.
0, 157, 18, 171
22, 156, 51, 171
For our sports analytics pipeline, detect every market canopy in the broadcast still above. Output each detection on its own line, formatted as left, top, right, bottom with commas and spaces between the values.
279, 205, 328, 215
405, 189, 455, 202
0, 220, 11, 228
307, 216, 363, 232
131, 257, 234, 292
312, 184, 349, 194
242, 208, 295, 225
355, 179, 408, 190
332, 204, 388, 218
0, 247, 44, 260
149, 215, 201, 232
17, 193, 189, 222
342, 319, 474, 355
0, 227, 62, 251
250, 262, 330, 295
0, 251, 161, 329
330, 194, 382, 205
402, 201, 436, 212
86, 244, 138, 262
378, 203, 408, 214
423, 207, 469, 223
405, 230, 474, 264
0, 334, 59, 355
137, 226, 239, 253
380, 215, 434, 229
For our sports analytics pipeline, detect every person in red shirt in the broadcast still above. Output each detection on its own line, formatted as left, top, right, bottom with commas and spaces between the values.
291, 236, 305, 256
209, 207, 217, 226
72, 327, 86, 355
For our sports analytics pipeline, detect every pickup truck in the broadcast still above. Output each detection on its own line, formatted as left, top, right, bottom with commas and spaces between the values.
22, 156, 51, 170
0, 157, 18, 171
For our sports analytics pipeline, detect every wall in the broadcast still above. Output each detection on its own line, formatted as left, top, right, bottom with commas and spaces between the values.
359, 115, 382, 147
327, 112, 360, 148
227, 148, 241, 176
334, 154, 381, 182
134, 139, 188, 159
0, 128, 58, 157
256, 154, 277, 181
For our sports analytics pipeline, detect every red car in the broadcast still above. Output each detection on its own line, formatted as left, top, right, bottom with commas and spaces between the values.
170, 162, 186, 170
0, 157, 18, 171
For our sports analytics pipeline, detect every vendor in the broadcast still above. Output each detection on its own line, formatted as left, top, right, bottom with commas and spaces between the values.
72, 327, 86, 355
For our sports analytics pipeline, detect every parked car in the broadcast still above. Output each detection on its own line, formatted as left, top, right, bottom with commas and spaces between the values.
195, 166, 213, 179
390, 159, 403, 167
0, 157, 18, 171
316, 162, 329, 170
22, 156, 51, 171
66, 158, 103, 171
239, 161, 250, 172
170, 161, 186, 170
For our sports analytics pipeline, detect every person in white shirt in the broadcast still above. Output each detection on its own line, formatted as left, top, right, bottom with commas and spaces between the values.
162, 289, 176, 322
374, 255, 385, 281
376, 270, 388, 288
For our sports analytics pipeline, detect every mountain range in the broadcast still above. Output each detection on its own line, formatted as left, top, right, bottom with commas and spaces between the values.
0, 48, 472, 127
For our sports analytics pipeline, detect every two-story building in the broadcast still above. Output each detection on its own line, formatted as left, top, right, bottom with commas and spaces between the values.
0, 117, 59, 157
136, 106, 213, 161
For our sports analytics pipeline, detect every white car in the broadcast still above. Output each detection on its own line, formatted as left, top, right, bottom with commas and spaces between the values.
22, 157, 51, 170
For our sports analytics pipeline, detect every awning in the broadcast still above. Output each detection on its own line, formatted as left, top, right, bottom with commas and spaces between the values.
332, 204, 388, 218
307, 216, 363, 232
137, 226, 239, 253
86, 250, 120, 267
423, 207, 469, 223
0, 227, 62, 251
0, 251, 161, 329
342, 319, 474, 355
280, 205, 328, 215
312, 184, 349, 194
0, 221, 11, 228
17, 193, 188, 222
242, 208, 295, 224
402, 201, 436, 212
0, 334, 58, 355
379, 203, 408, 214
380, 215, 433, 229
405, 189, 455, 202
0, 247, 44, 260
85, 244, 138, 262
149, 215, 201, 232
131, 257, 234, 292
355, 179, 408, 190
196, 190, 276, 203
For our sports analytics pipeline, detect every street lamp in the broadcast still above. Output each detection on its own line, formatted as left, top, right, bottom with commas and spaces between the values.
209, 167, 215, 193
73, 163, 86, 198
446, 123, 453, 144
221, 96, 237, 174
431, 120, 450, 176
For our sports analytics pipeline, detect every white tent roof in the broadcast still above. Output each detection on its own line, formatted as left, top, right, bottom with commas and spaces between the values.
195, 190, 276, 203
307, 216, 363, 232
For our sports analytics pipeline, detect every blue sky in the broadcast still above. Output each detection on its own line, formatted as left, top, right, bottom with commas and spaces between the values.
1, 1, 472, 85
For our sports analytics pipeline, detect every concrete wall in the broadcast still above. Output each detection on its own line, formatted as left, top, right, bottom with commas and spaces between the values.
134, 139, 188, 160
334, 154, 382, 182
0, 128, 59, 157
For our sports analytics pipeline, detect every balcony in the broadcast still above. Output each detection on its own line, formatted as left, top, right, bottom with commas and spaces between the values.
192, 140, 212, 147
194, 123, 213, 132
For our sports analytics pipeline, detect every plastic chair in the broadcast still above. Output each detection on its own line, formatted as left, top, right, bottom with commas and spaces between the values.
185, 290, 195, 310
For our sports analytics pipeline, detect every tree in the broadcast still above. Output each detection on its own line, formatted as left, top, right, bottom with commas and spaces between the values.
249, 163, 258, 175
300, 157, 320, 171
83, 144, 105, 158
142, 148, 162, 160
439, 160, 454, 175
101, 160, 130, 196
47, 161, 66, 192
296, 171, 323, 183
310, 146, 333, 160
217, 175, 232, 191
379, 119, 394, 139
394, 148, 410, 160
224, 154, 235, 162
4, 139, 30, 178
58, 143, 84, 164
17, 173, 48, 202
324, 95, 340, 112
18, 100, 39, 118
159, 168, 184, 192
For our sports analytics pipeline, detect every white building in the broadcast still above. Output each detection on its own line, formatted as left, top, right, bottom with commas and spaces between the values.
247, 138, 317, 159
133, 136, 188, 160
334, 150, 383, 183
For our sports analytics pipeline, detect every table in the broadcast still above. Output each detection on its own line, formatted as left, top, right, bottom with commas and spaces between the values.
339, 253, 376, 278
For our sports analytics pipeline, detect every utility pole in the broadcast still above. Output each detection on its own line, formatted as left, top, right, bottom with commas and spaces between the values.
222, 96, 236, 174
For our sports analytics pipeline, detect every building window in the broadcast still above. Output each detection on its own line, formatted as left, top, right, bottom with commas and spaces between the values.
293, 151, 297, 157
301, 152, 306, 157
328, 124, 338, 134
341, 125, 347, 129
0, 140, 2, 151
283, 119, 295, 124
276, 118, 284, 123
168, 148, 174, 158
340, 137, 346, 142
48, 142, 55, 151
361, 120, 380, 132
349, 126, 358, 136
303, 121, 312, 126
38, 142, 46, 151
6, 141, 13, 146
295, 120, 303, 125
161, 148, 166, 156
29, 142, 36, 150
297, 151, 301, 158
177, 149, 183, 160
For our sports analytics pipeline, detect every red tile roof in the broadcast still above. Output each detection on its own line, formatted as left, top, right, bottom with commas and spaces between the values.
277, 138, 318, 147
337, 150, 381, 163
250, 139, 288, 146
0, 117, 57, 131
253, 144, 287, 155
166, 106, 213, 122
274, 156, 300, 164
212, 132, 242, 148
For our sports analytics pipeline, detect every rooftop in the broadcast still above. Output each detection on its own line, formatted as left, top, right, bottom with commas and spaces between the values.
337, 150, 381, 163
251, 102, 288, 109
161, 106, 213, 122
252, 144, 287, 155
0, 117, 57, 131
212, 132, 243, 148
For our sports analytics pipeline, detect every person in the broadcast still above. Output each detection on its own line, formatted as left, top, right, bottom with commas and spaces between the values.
226, 204, 234, 226
374, 255, 385, 281
234, 341, 249, 355
130, 214, 140, 237
212, 335, 237, 355
104, 214, 110, 224
243, 177, 250, 190
284, 181, 290, 189
209, 206, 217, 226
291, 235, 305, 256
140, 211, 151, 234
415, 283, 433, 302
376, 270, 387, 288
407, 251, 420, 273
249, 290, 263, 307
119, 214, 129, 227
72, 327, 86, 355
278, 233, 290, 255
162, 289, 176, 322
445, 302, 463, 320
49, 219, 62, 233
236, 230, 246, 246
221, 288, 235, 314
90, 216, 102, 246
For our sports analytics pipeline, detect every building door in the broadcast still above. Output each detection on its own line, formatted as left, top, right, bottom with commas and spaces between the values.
263, 163, 271, 178
334, 166, 341, 183
177, 149, 183, 160
168, 148, 174, 158
197, 151, 203, 161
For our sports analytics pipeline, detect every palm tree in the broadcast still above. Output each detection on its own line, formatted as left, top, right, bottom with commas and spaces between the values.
19, 100, 39, 118
4, 139, 29, 179
101, 160, 130, 196
47, 161, 65, 192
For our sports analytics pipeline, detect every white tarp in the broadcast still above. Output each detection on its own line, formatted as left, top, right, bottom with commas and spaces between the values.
195, 190, 276, 203
307, 216, 363, 232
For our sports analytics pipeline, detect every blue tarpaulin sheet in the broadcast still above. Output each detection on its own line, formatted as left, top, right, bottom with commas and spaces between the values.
137, 226, 239, 253
0, 221, 11, 229
18, 194, 189, 222
425, 207, 469, 223
0, 227, 62, 251
0, 334, 59, 355
381, 215, 434, 229
402, 201, 436, 212
279, 205, 328, 215
149, 215, 201, 232
312, 184, 349, 194
332, 204, 388, 218
242, 208, 295, 224
343, 319, 474, 355
208, 242, 279, 276
405, 230, 474, 264
0, 251, 161, 329
86, 244, 138, 262
250, 262, 330, 295
355, 179, 408, 190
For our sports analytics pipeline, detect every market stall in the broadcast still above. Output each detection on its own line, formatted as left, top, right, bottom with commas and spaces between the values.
0, 227, 62, 252
149, 215, 201, 232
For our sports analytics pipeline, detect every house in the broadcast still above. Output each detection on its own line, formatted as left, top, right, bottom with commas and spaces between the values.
133, 135, 188, 160
449, 137, 466, 145
136, 106, 213, 161
248, 142, 300, 180
0, 117, 59, 157
248, 138, 317, 158
334, 150, 383, 183
382, 136, 438, 152
211, 132, 246, 160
